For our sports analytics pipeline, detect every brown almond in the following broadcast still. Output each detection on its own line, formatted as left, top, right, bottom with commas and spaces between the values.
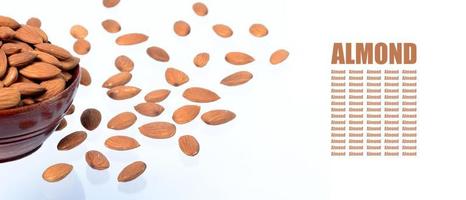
19, 62, 60, 80
103, 0, 120, 8
80, 67, 91, 86
172, 105, 201, 124
102, 72, 132, 88
174, 20, 191, 36
73, 39, 91, 55
118, 161, 146, 182
116, 33, 148, 45
85, 150, 110, 170
31, 50, 62, 67
201, 110, 236, 125
66, 104, 75, 115
179, 135, 200, 156
192, 2, 208, 16
2, 66, 17, 87
270, 49, 289, 65
42, 163, 73, 182
183, 87, 220, 103
80, 108, 102, 131
28, 25, 48, 42
139, 122, 176, 139
146, 46, 169, 62
57, 131, 87, 150
144, 89, 170, 102
115, 55, 134, 72
10, 82, 46, 96
165, 67, 189, 87
14, 25, 43, 44
105, 136, 140, 151
107, 112, 137, 130
220, 71, 253, 86
102, 19, 121, 33
35, 43, 72, 60
13, 41, 34, 52
60, 72, 73, 82
213, 24, 233, 38
70, 25, 88, 39
36, 78, 65, 102
0, 88, 20, 110
249, 24, 269, 37
193, 52, 209, 68
225, 52, 255, 65
56, 118, 67, 131
26, 17, 41, 28
134, 102, 164, 117
17, 75, 34, 83
107, 86, 141, 100
8, 51, 37, 67
21, 98, 35, 105
0, 16, 20, 29
60, 56, 80, 71
0, 27, 15, 40
1, 43, 21, 55
0, 49, 6, 78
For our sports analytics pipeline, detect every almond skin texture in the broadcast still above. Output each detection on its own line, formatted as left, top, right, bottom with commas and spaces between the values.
42, 163, 73, 182
134, 102, 164, 117
179, 135, 200, 156
31, 50, 62, 67
115, 55, 134, 72
172, 105, 201, 124
8, 51, 37, 67
0, 16, 20, 29
35, 43, 72, 60
2, 67, 18, 87
15, 25, 43, 44
70, 25, 88, 39
0, 88, 20, 110
26, 17, 41, 28
193, 52, 209, 68
0, 27, 15, 40
73, 39, 91, 55
66, 104, 75, 115
144, 89, 170, 102
147, 46, 170, 62
118, 161, 146, 182
102, 19, 121, 33
270, 49, 289, 65
165, 67, 189, 87
225, 52, 255, 65
80, 67, 92, 86
57, 131, 87, 151
107, 112, 137, 130
36, 78, 65, 102
60, 56, 80, 71
201, 110, 236, 125
103, 0, 120, 8
10, 82, 46, 96
0, 49, 7, 78
213, 24, 233, 38
80, 108, 102, 131
1, 43, 21, 55
85, 150, 110, 170
102, 72, 132, 88
105, 136, 140, 151
107, 86, 141, 100
19, 62, 61, 80
116, 33, 148, 45
183, 87, 220, 103
249, 24, 269, 37
221, 71, 253, 86
174, 20, 191, 36
56, 118, 67, 131
139, 122, 176, 139
192, 2, 208, 16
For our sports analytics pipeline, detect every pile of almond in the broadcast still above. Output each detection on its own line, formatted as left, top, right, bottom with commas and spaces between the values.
0, 16, 79, 110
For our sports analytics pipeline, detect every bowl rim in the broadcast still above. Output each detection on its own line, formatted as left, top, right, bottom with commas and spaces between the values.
0, 66, 81, 115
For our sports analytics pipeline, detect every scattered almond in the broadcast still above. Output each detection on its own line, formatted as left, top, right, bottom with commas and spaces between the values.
0, 88, 20, 109
57, 131, 87, 150
165, 67, 189, 87
66, 104, 75, 115
172, 105, 201, 124
144, 89, 170, 103
116, 33, 148, 45
73, 39, 91, 55
213, 24, 233, 38
193, 52, 209, 68
139, 122, 176, 139
147, 46, 169, 62
70, 25, 88, 39
80, 108, 102, 131
201, 110, 236, 125
56, 118, 67, 131
85, 150, 110, 170
192, 2, 208, 16
19, 62, 61, 80
220, 71, 253, 86
105, 136, 140, 151
80, 67, 92, 86
270, 49, 289, 65
107, 112, 137, 130
179, 135, 200, 156
42, 163, 73, 182
26, 17, 41, 28
115, 55, 134, 72
102, 72, 132, 88
174, 20, 191, 36
134, 102, 164, 117
107, 86, 141, 100
103, 0, 120, 8
102, 19, 121, 33
249, 24, 268, 37
183, 87, 220, 103
225, 52, 255, 65
118, 161, 146, 182
36, 78, 65, 102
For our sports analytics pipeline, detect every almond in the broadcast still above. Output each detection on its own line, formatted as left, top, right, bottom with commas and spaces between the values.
102, 72, 131, 88
144, 89, 170, 102
19, 62, 60, 80
165, 67, 189, 87
70, 25, 88, 39
178, 135, 200, 156
134, 102, 164, 117
28, 25, 48, 42
225, 52, 255, 65
213, 24, 233, 38
0, 88, 20, 110
201, 110, 236, 125
220, 71, 253, 86
270, 49, 289, 65
249, 24, 269, 37
10, 82, 46, 96
115, 55, 134, 72
80, 67, 92, 86
17, 75, 34, 83
1, 43, 21, 55
2, 67, 18, 87
85, 150, 110, 170
36, 78, 65, 101
192, 2, 208, 16
102, 19, 121, 33
193, 52, 209, 68
107, 112, 137, 130
174, 20, 191, 36
14, 25, 43, 44
35, 43, 72, 60
8, 51, 37, 67
13, 41, 33, 52
80, 108, 102, 131
66, 104, 75, 115
32, 50, 62, 67
105, 136, 140, 151
73, 39, 91, 55
183, 87, 220, 103
59, 72, 73, 82
103, 0, 120, 8
0, 16, 20, 29
60, 56, 80, 71
56, 118, 67, 131
139, 122, 176, 139
57, 131, 87, 150
107, 86, 141, 100
42, 163, 73, 182
172, 105, 201, 124
0, 27, 15, 40
26, 17, 41, 28
21, 98, 35, 105
0, 49, 6, 78
116, 33, 148, 45
118, 161, 146, 182
146, 46, 170, 62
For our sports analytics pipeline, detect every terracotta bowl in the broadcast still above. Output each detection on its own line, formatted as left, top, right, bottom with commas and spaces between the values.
0, 67, 80, 163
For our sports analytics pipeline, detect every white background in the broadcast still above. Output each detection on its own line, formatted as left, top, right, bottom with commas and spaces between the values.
0, 0, 465, 199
